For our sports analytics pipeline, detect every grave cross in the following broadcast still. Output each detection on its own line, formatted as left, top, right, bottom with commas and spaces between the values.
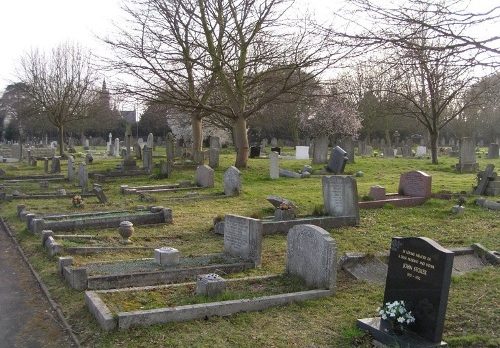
475, 164, 497, 195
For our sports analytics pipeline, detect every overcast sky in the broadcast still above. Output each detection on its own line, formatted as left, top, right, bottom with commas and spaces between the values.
0, 1, 497, 93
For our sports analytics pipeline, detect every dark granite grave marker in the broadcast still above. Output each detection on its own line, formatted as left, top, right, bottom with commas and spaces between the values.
270, 146, 281, 155
357, 237, 454, 347
384, 237, 454, 343
249, 146, 261, 158
326, 146, 348, 174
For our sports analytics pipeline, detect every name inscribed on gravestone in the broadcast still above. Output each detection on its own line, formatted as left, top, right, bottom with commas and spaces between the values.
398, 247, 435, 281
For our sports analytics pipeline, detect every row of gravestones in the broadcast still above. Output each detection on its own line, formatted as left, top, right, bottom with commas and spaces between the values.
224, 212, 453, 346
195, 165, 242, 197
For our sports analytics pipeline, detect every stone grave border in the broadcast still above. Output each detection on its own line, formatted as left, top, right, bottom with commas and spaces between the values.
58, 253, 253, 290
86, 224, 337, 331
261, 215, 358, 235
2, 190, 96, 201
85, 276, 333, 331
23, 206, 173, 234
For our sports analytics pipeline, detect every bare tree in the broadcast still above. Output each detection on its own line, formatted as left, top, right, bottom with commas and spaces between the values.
106, 0, 349, 168
338, 0, 500, 163
17, 43, 98, 156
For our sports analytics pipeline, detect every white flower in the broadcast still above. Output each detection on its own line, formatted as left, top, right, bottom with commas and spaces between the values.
397, 317, 405, 323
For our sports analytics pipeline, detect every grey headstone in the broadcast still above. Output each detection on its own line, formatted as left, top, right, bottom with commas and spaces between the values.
78, 163, 88, 192
340, 136, 355, 163
322, 175, 359, 222
209, 148, 219, 169
312, 136, 330, 164
223, 214, 262, 267
67, 156, 75, 182
286, 224, 337, 290
209, 136, 220, 149
51, 157, 61, 174
146, 133, 154, 148
223, 166, 242, 196
488, 143, 499, 159
195, 165, 214, 188
166, 132, 175, 163
269, 151, 279, 179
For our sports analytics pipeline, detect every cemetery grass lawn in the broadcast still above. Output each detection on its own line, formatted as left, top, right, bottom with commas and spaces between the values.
0, 149, 499, 347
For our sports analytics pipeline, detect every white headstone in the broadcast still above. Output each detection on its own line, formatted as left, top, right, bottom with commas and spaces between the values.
270, 151, 279, 179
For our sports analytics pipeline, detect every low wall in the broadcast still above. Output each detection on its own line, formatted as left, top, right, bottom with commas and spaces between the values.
29, 206, 173, 234
262, 216, 358, 235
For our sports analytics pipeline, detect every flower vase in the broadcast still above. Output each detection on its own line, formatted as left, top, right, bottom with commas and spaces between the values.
383, 320, 404, 336
119, 221, 134, 244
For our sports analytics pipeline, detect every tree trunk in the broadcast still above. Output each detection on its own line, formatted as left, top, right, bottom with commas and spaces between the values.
430, 129, 439, 164
58, 124, 65, 157
191, 113, 203, 153
233, 116, 249, 168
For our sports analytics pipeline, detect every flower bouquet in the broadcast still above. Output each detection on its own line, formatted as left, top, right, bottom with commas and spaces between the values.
72, 195, 84, 208
377, 300, 415, 335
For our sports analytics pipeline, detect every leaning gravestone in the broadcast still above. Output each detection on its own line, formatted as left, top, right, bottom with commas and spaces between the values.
475, 164, 497, 195
357, 237, 453, 346
93, 184, 108, 204
322, 175, 359, 223
398, 170, 432, 199
195, 165, 214, 188
223, 166, 242, 196
286, 224, 337, 290
326, 146, 348, 174
223, 214, 262, 267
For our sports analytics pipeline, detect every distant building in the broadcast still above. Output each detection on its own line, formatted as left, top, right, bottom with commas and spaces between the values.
121, 110, 137, 124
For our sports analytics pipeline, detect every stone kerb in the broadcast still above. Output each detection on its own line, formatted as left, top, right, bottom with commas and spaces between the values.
398, 170, 432, 199
223, 166, 242, 196
195, 165, 214, 188
286, 225, 337, 290
322, 175, 360, 223
223, 214, 262, 267
30, 207, 173, 234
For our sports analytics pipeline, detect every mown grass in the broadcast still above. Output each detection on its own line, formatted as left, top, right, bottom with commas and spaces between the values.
0, 147, 499, 347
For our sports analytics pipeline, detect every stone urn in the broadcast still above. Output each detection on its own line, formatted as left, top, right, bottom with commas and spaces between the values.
118, 221, 134, 244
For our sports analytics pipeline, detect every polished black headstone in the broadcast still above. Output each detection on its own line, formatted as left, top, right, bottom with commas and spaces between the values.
384, 237, 454, 343
249, 146, 261, 158
270, 146, 281, 155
